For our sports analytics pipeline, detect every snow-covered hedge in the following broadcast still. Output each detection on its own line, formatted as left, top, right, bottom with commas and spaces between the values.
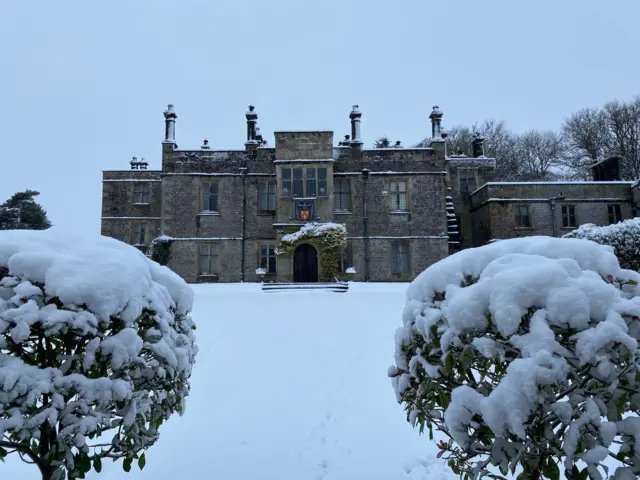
0, 230, 197, 480
563, 218, 640, 272
276, 223, 347, 280
275, 222, 347, 255
389, 236, 640, 480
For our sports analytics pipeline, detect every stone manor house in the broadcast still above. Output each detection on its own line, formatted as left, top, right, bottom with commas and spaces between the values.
101, 104, 640, 283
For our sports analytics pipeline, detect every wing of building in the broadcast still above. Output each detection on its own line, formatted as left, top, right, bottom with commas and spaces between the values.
101, 104, 640, 283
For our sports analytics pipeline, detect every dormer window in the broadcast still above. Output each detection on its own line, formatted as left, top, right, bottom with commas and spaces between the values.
281, 167, 327, 198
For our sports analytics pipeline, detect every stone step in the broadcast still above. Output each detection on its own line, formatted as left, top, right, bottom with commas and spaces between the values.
261, 282, 349, 293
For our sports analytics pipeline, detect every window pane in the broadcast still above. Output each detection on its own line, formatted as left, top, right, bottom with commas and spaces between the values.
306, 179, 316, 197
293, 168, 303, 180
268, 182, 276, 209
202, 184, 210, 210
293, 180, 303, 197
282, 168, 291, 180
399, 182, 406, 192
282, 180, 291, 197
390, 182, 398, 193
398, 193, 407, 211
390, 195, 398, 210
306, 167, 316, 179
318, 180, 327, 196
259, 189, 267, 210
401, 250, 409, 273
318, 168, 327, 180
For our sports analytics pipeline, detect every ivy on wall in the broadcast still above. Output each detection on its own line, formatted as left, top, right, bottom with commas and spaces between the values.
149, 235, 174, 266
276, 223, 347, 281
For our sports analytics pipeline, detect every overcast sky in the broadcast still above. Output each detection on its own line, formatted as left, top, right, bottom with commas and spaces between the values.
3, 0, 639, 236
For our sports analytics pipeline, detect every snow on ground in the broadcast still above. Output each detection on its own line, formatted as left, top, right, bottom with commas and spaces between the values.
4, 282, 455, 480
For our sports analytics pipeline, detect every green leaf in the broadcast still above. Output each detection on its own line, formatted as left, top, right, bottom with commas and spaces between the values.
616, 395, 627, 419
542, 457, 560, 480
444, 354, 454, 375
0, 447, 7, 458
138, 452, 146, 470
93, 456, 102, 473
123, 457, 132, 473
575, 467, 589, 480
76, 453, 91, 474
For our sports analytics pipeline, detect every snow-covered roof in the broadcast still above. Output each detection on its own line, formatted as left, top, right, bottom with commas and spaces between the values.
362, 147, 434, 152
470, 181, 634, 197
273, 159, 335, 164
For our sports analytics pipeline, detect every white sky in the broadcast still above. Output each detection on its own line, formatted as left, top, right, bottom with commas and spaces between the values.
3, 0, 640, 236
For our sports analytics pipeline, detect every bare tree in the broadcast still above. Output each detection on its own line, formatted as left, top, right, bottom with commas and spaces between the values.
562, 96, 640, 180
514, 130, 567, 180
605, 97, 640, 179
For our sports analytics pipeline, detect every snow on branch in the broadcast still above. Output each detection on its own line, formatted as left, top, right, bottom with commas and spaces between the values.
389, 236, 640, 479
0, 229, 197, 479
563, 217, 640, 272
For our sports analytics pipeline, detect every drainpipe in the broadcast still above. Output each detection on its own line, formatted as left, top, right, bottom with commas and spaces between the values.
239, 167, 248, 282
549, 198, 557, 237
362, 168, 370, 282
549, 193, 565, 237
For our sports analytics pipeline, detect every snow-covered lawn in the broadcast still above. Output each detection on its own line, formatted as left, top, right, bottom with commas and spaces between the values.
4, 282, 454, 480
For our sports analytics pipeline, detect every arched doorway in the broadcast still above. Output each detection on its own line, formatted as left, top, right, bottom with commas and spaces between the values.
293, 243, 318, 283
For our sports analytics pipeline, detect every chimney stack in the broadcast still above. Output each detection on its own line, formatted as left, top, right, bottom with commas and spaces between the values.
429, 105, 443, 140
201, 139, 210, 149
163, 104, 177, 143
349, 105, 363, 150
472, 133, 485, 157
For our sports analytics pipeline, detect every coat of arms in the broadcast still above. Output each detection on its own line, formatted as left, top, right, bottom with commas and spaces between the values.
300, 207, 310, 221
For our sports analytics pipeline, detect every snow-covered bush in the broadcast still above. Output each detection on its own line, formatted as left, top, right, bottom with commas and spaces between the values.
0, 230, 197, 480
389, 236, 640, 480
563, 218, 640, 272
148, 235, 174, 266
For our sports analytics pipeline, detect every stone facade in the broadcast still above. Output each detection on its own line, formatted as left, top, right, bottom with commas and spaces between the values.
470, 181, 635, 245
101, 105, 639, 283
101, 105, 452, 283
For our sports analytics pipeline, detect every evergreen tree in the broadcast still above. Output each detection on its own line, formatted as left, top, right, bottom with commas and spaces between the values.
374, 136, 392, 148
0, 189, 52, 230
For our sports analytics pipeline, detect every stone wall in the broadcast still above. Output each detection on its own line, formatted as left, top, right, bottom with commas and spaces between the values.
471, 182, 634, 243
101, 170, 163, 249
275, 131, 333, 160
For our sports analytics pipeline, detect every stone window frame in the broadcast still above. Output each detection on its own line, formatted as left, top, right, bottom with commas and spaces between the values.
514, 204, 532, 229
132, 182, 151, 204
198, 242, 219, 277
258, 180, 277, 214
391, 241, 410, 275
608, 204, 622, 224
281, 167, 328, 198
389, 180, 409, 212
258, 242, 277, 275
561, 204, 577, 228
201, 181, 220, 213
334, 178, 352, 212
131, 221, 150, 247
